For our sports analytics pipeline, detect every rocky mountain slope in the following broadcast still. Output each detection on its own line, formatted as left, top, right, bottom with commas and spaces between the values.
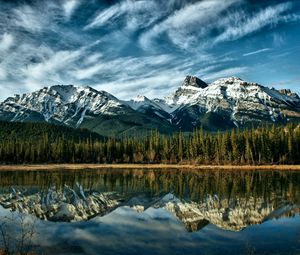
0, 85, 125, 126
0, 85, 174, 136
163, 76, 300, 130
123, 95, 172, 121
0, 186, 298, 232
0, 76, 299, 135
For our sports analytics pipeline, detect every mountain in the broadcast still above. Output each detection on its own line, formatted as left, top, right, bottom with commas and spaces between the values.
165, 76, 300, 131
0, 76, 299, 135
0, 85, 174, 137
0, 85, 126, 125
123, 95, 172, 121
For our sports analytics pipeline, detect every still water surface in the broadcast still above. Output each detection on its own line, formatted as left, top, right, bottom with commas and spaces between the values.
0, 168, 299, 255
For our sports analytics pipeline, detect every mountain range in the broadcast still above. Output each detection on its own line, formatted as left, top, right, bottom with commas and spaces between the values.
1, 76, 299, 136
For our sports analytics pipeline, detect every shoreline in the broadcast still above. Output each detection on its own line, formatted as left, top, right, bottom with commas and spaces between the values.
0, 164, 300, 171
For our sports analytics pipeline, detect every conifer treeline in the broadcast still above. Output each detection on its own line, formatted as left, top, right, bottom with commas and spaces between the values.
0, 122, 299, 165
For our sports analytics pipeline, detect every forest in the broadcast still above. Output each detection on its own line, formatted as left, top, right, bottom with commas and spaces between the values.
0, 121, 299, 165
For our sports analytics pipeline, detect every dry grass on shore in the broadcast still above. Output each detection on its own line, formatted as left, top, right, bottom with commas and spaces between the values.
0, 164, 299, 171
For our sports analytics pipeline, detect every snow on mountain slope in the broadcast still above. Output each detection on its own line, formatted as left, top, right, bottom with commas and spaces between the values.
165, 76, 300, 129
124, 95, 162, 111
165, 75, 208, 105
123, 95, 171, 120
0, 75, 299, 133
0, 85, 130, 127
167, 76, 299, 107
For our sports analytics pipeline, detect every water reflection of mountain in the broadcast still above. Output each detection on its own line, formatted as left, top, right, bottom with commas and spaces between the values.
0, 169, 299, 232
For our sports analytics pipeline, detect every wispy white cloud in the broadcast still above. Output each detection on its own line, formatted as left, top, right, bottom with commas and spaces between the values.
84, 54, 235, 99
19, 40, 102, 90
85, 4, 121, 29
0, 67, 7, 80
12, 2, 83, 35
94, 73, 184, 99
272, 33, 286, 47
139, 0, 242, 50
24, 50, 83, 80
85, 0, 160, 31
139, 1, 300, 51
13, 5, 45, 32
0, 0, 299, 101
84, 53, 103, 65
215, 2, 299, 43
72, 54, 174, 80
243, 48, 271, 57
195, 65, 222, 78
0, 33, 14, 51
63, 0, 81, 19
203, 67, 249, 81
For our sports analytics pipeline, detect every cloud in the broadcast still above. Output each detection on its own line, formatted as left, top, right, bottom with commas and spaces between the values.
272, 33, 286, 47
243, 48, 271, 57
94, 73, 184, 99
85, 0, 160, 31
0, 0, 299, 101
0, 33, 14, 51
195, 65, 222, 78
203, 67, 249, 81
0, 67, 7, 80
84, 53, 103, 65
83, 54, 235, 99
139, 0, 242, 50
13, 5, 45, 32
72, 54, 174, 80
12, 2, 81, 34
139, 1, 300, 51
85, 4, 122, 29
63, 0, 81, 19
215, 2, 299, 43
24, 49, 83, 80
20, 41, 101, 88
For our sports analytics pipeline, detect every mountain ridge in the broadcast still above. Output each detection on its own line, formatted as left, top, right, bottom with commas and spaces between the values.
0, 76, 299, 136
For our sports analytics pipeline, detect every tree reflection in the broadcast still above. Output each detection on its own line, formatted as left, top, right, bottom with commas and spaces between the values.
0, 169, 299, 205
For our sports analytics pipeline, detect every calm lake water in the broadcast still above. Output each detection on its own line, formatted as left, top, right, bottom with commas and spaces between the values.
0, 168, 299, 255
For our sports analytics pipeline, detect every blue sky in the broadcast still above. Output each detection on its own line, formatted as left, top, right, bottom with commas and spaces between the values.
0, 0, 299, 100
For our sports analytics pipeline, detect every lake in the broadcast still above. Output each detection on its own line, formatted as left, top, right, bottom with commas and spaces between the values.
0, 168, 299, 255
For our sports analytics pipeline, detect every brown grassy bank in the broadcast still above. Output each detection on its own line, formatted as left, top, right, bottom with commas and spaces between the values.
0, 164, 300, 171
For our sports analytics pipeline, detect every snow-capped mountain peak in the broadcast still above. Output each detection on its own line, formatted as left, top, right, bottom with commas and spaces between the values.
211, 76, 244, 85
0, 84, 128, 127
132, 95, 148, 102
123, 94, 172, 120
0, 75, 299, 135
163, 75, 300, 130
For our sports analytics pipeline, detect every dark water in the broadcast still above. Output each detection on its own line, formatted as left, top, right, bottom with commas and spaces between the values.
0, 168, 300, 255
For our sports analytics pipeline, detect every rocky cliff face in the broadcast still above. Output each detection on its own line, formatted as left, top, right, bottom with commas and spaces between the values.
0, 187, 298, 232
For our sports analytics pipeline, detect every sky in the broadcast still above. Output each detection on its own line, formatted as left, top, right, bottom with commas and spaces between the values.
0, 0, 299, 100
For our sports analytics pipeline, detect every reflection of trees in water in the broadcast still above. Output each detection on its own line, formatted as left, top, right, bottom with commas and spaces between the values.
0, 169, 299, 204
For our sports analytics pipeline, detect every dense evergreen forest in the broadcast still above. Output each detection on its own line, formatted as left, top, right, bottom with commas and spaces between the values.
0, 121, 103, 142
0, 121, 299, 165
